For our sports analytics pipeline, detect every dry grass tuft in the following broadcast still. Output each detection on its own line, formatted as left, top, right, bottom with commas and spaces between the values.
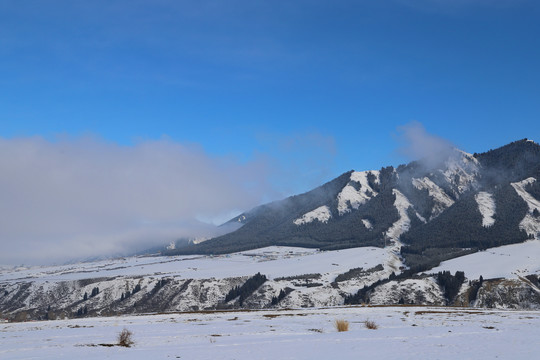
117, 328, 134, 347
365, 319, 378, 330
335, 319, 349, 332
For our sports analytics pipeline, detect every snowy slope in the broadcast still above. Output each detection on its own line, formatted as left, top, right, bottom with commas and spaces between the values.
294, 206, 332, 225
511, 178, 540, 238
441, 150, 480, 195
0, 246, 409, 319
384, 189, 412, 243
370, 278, 443, 305
379, 189, 412, 274
0, 246, 394, 283
337, 171, 379, 215
475, 191, 496, 227
431, 240, 540, 279
412, 177, 455, 218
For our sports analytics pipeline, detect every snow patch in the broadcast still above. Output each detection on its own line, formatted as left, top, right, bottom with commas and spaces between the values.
337, 171, 379, 215
380, 189, 411, 274
475, 192, 496, 227
412, 177, 455, 217
511, 178, 540, 238
293, 206, 332, 225
384, 189, 412, 243
362, 219, 373, 230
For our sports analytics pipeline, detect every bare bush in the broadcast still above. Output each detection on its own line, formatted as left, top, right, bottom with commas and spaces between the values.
365, 319, 378, 330
117, 328, 134, 347
335, 319, 349, 332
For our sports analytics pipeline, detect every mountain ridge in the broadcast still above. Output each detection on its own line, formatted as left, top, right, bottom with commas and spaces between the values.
167, 139, 540, 265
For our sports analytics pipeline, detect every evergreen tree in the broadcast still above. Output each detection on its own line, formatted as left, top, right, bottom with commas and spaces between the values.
271, 288, 293, 306
90, 287, 100, 297
132, 284, 141, 295
224, 273, 267, 306
437, 271, 465, 304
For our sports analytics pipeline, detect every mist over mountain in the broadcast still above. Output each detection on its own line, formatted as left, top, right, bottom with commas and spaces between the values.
167, 139, 540, 270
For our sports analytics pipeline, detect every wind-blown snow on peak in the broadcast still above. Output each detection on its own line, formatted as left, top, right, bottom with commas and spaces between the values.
441, 150, 480, 195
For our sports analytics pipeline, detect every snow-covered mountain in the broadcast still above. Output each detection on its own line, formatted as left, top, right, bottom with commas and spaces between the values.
2, 139, 540, 322
170, 139, 540, 269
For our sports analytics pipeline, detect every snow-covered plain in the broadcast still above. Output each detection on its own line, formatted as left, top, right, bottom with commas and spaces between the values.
432, 240, 540, 279
0, 246, 391, 284
1, 306, 538, 360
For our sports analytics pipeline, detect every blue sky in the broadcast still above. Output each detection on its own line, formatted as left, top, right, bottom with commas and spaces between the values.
1, 0, 540, 263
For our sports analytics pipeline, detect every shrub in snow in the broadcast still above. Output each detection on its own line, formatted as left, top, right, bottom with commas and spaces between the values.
117, 328, 134, 347
365, 319, 378, 330
335, 319, 349, 332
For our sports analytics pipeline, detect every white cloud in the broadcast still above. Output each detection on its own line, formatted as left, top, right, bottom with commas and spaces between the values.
395, 121, 455, 168
0, 136, 272, 265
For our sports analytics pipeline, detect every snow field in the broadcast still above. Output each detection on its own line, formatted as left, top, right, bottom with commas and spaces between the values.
475, 191, 496, 227
1, 306, 538, 360
432, 240, 540, 280
0, 246, 392, 284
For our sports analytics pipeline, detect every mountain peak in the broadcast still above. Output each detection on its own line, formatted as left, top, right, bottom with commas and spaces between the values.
169, 139, 540, 259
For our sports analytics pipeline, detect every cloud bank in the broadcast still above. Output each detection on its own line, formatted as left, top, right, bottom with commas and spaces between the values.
0, 136, 272, 265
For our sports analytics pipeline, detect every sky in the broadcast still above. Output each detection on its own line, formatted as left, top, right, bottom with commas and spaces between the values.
1, 0, 539, 265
